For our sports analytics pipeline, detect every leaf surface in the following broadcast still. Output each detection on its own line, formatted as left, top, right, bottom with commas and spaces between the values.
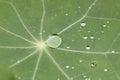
0, 0, 120, 80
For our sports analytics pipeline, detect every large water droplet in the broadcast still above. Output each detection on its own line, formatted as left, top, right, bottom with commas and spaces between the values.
46, 35, 62, 48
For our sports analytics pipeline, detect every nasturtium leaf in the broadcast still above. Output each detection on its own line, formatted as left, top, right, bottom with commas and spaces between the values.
0, 0, 120, 80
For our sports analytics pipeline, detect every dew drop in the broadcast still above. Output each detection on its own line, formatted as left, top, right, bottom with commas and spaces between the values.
80, 22, 86, 27
98, 38, 101, 40
79, 60, 83, 63
65, 13, 68, 16
107, 21, 109, 23
78, 29, 81, 32
101, 31, 104, 33
72, 39, 75, 42
104, 69, 108, 72
46, 35, 62, 48
78, 6, 81, 8
83, 36, 88, 39
88, 31, 91, 33
71, 66, 75, 69
107, 26, 110, 28
90, 35, 94, 39
103, 24, 107, 27
83, 75, 87, 78
86, 45, 91, 50
66, 46, 70, 49
111, 50, 115, 53
66, 65, 70, 69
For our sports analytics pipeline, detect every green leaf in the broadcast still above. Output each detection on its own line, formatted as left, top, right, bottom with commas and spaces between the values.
0, 0, 120, 80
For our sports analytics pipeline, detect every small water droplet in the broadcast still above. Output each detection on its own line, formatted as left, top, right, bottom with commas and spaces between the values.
65, 13, 68, 16
103, 24, 107, 27
83, 36, 88, 39
72, 39, 75, 42
79, 60, 83, 63
83, 75, 87, 78
104, 69, 108, 72
107, 21, 109, 23
66, 65, 70, 69
88, 31, 91, 33
107, 26, 110, 28
66, 46, 70, 49
98, 38, 101, 40
71, 66, 75, 69
78, 30, 81, 32
101, 31, 104, 33
111, 50, 115, 53
78, 6, 81, 8
81, 22, 86, 27
90, 35, 94, 39
86, 45, 91, 50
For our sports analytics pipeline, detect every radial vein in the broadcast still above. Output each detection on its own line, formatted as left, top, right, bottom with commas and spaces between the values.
40, 0, 45, 40
9, 2, 38, 42
32, 51, 43, 80
57, 48, 120, 54
0, 25, 35, 44
105, 56, 120, 79
44, 49, 71, 80
104, 31, 120, 79
9, 49, 38, 68
58, 0, 98, 35
0, 46, 36, 49
108, 32, 120, 50
86, 16, 120, 21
